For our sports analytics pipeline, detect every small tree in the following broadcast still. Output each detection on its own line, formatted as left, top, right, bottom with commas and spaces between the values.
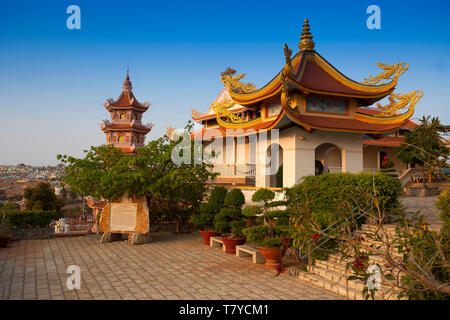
58, 121, 217, 234
242, 188, 289, 248
23, 182, 64, 212
395, 116, 448, 186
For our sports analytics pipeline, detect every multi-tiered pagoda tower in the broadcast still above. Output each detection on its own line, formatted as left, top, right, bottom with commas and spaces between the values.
100, 72, 153, 153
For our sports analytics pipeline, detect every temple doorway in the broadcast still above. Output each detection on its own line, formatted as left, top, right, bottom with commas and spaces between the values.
267, 144, 283, 187
314, 143, 342, 175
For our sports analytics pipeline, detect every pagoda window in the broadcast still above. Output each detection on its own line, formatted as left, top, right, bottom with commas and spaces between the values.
118, 136, 125, 143
120, 113, 127, 120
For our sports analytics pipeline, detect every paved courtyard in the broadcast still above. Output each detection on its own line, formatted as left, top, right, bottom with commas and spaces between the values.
0, 232, 341, 300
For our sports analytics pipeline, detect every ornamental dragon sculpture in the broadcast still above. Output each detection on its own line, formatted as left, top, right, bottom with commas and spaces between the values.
210, 99, 245, 123
361, 62, 409, 85
220, 67, 256, 93
376, 90, 424, 117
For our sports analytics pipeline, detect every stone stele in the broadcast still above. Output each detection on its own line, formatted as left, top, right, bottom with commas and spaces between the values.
99, 194, 151, 245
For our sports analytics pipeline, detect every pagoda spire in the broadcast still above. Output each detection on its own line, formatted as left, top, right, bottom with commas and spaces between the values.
298, 18, 315, 51
123, 69, 132, 91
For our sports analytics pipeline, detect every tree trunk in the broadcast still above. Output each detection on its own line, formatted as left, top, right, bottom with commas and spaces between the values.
422, 166, 426, 188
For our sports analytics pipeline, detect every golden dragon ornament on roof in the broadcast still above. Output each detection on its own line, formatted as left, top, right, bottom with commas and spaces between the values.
210, 99, 245, 124
220, 67, 256, 93
362, 62, 409, 85
376, 90, 423, 117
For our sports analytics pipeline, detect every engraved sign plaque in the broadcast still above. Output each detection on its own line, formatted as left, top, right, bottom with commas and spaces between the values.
110, 203, 137, 232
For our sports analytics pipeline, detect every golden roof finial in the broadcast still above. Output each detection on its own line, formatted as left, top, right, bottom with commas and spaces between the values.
298, 18, 315, 51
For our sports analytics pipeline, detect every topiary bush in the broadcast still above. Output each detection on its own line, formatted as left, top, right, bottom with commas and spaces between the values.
251, 188, 275, 205
214, 188, 245, 237
242, 188, 290, 248
191, 187, 228, 231
224, 188, 245, 208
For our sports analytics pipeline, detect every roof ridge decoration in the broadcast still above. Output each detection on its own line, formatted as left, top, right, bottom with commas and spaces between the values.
361, 62, 409, 85
191, 108, 203, 118
283, 43, 293, 76
211, 99, 245, 124
220, 67, 256, 93
376, 90, 423, 117
298, 18, 315, 51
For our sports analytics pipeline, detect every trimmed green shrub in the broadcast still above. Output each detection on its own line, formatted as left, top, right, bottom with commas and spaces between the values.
242, 226, 268, 244
191, 187, 228, 230
242, 206, 261, 218
242, 188, 290, 248
6, 210, 62, 228
229, 221, 246, 238
262, 237, 284, 248
214, 188, 245, 236
251, 188, 275, 204
208, 186, 228, 214
224, 189, 245, 208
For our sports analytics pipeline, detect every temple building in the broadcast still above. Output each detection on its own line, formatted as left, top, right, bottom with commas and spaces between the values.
100, 71, 154, 154
191, 19, 422, 189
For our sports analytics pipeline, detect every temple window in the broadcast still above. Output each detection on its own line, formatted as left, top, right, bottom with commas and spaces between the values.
120, 113, 127, 120
118, 136, 125, 143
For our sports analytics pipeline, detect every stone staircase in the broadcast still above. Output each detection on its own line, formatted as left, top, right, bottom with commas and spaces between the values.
296, 224, 405, 300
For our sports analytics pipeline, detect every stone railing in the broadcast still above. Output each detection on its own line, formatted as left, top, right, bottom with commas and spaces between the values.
327, 166, 342, 173
211, 164, 256, 177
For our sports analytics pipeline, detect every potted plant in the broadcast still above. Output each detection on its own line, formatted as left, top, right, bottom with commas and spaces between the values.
215, 188, 247, 254
191, 187, 227, 245
242, 188, 290, 268
0, 221, 11, 248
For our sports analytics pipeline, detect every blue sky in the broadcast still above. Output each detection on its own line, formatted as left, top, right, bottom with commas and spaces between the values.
0, 0, 449, 165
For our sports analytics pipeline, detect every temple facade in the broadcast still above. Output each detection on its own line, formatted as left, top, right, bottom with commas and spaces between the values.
100, 72, 153, 154
191, 19, 422, 189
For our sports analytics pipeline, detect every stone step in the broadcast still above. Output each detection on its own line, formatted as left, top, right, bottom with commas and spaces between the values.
315, 259, 349, 273
328, 252, 387, 266
307, 264, 396, 294
298, 270, 367, 300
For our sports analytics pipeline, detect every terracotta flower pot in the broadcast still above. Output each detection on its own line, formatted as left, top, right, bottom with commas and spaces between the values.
0, 237, 10, 248
199, 230, 220, 246
221, 236, 246, 254
258, 247, 282, 268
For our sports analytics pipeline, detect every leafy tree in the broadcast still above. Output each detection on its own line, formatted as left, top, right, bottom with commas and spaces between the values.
58, 121, 217, 233
395, 116, 448, 185
23, 182, 64, 212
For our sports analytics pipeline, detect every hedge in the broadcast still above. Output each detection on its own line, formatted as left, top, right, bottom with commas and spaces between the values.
6, 210, 62, 228
286, 172, 402, 216
286, 172, 402, 260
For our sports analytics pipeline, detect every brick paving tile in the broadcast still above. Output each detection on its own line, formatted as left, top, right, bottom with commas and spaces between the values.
0, 233, 342, 300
